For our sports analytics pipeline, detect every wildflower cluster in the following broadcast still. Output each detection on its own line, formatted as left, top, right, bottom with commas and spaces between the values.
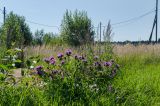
33, 49, 120, 81
44, 56, 56, 65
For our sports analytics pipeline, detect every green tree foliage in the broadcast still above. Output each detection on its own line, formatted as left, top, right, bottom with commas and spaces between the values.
33, 30, 63, 46
43, 33, 63, 46
0, 12, 32, 49
43, 32, 56, 45
103, 21, 114, 42
33, 29, 45, 46
60, 10, 94, 46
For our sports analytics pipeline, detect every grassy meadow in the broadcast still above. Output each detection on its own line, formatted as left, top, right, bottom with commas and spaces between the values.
0, 44, 160, 106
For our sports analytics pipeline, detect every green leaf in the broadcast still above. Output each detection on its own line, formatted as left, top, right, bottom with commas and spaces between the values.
0, 64, 9, 71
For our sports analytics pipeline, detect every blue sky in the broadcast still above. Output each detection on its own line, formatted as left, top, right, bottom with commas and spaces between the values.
0, 0, 158, 41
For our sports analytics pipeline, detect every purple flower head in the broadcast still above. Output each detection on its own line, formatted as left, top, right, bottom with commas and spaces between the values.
104, 62, 112, 67
57, 53, 63, 59
35, 66, 43, 71
61, 60, 65, 65
74, 55, 78, 60
94, 62, 101, 67
50, 60, 56, 65
37, 70, 44, 76
49, 56, 54, 61
78, 56, 82, 60
66, 49, 72, 56
94, 56, 99, 60
44, 58, 50, 64
78, 56, 85, 60
52, 70, 59, 75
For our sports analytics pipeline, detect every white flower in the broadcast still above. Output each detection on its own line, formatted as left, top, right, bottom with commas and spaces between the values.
12, 58, 16, 61
15, 48, 22, 51
30, 66, 34, 69
12, 64, 15, 67
13, 55, 17, 58
89, 84, 97, 89
27, 75, 31, 77
33, 60, 37, 64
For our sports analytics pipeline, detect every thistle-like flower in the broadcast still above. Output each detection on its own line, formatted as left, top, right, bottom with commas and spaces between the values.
104, 62, 112, 67
57, 53, 63, 59
66, 49, 72, 56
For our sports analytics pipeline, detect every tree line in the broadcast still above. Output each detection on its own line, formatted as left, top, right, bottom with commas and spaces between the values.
0, 10, 97, 49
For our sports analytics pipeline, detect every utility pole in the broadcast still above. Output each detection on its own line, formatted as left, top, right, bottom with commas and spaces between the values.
3, 7, 6, 24
99, 22, 102, 54
100, 22, 102, 43
149, 0, 158, 43
156, 0, 158, 43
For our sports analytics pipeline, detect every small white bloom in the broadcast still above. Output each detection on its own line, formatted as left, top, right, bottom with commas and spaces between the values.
33, 60, 37, 64
30, 66, 34, 69
12, 64, 15, 67
27, 75, 31, 77
15, 48, 22, 51
96, 88, 99, 91
12, 58, 16, 61
13, 55, 17, 58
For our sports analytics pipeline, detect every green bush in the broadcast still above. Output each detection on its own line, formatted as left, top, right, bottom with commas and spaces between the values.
60, 10, 94, 46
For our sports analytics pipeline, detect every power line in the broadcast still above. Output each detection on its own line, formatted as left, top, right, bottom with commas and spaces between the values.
26, 20, 60, 30
111, 8, 155, 26
2, 8, 60, 30
0, 8, 3, 12
98, 8, 155, 30
0, 7, 156, 32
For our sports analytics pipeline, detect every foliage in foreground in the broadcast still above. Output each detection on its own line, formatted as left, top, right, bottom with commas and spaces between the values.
112, 55, 160, 106
0, 47, 120, 106
1, 45, 160, 106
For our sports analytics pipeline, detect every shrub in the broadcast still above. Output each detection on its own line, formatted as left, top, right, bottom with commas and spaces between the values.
60, 10, 94, 46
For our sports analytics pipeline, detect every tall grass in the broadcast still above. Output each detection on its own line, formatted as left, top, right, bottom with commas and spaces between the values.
112, 44, 160, 106
1, 44, 160, 105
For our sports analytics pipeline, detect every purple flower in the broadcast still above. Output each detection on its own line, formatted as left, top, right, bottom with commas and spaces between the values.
35, 66, 43, 71
74, 55, 78, 60
57, 53, 63, 59
94, 62, 101, 67
61, 60, 65, 65
94, 56, 99, 60
104, 62, 112, 67
78, 56, 82, 60
82, 56, 85, 60
78, 56, 85, 60
35, 66, 44, 76
50, 60, 56, 65
37, 70, 44, 76
44, 58, 50, 64
52, 70, 59, 75
49, 56, 54, 61
66, 49, 72, 56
